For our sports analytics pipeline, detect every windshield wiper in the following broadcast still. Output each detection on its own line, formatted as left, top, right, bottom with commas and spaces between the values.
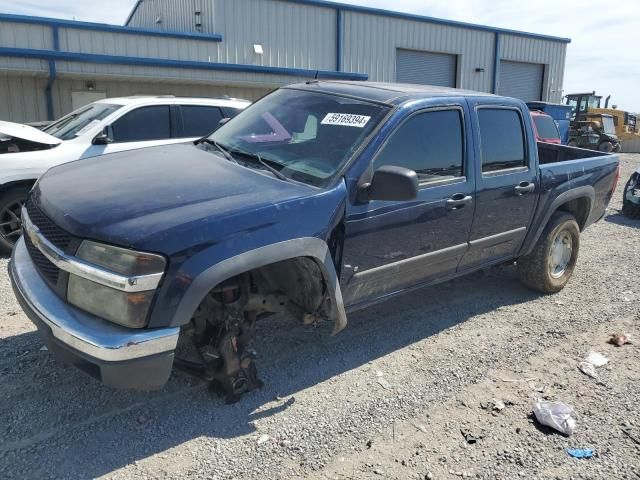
198, 138, 237, 164
227, 147, 290, 182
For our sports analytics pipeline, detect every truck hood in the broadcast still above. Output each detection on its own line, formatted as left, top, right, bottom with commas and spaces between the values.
31, 143, 320, 252
0, 121, 61, 149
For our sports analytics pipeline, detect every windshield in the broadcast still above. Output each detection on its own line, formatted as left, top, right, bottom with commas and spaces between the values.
208, 88, 388, 186
533, 115, 560, 140
43, 103, 122, 140
601, 116, 616, 135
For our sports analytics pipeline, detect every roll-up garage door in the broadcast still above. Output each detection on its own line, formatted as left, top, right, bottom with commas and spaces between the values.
498, 61, 544, 101
396, 49, 457, 87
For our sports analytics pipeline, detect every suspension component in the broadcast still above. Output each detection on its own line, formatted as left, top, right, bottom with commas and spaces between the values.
175, 275, 263, 404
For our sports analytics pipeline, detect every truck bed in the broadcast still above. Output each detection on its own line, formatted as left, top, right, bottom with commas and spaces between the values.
537, 142, 610, 164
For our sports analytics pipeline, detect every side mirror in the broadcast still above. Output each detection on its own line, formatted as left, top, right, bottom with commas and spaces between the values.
218, 117, 231, 127
359, 165, 419, 202
92, 125, 113, 145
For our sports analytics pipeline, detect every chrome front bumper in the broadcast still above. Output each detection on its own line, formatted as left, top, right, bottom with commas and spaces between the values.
9, 237, 179, 388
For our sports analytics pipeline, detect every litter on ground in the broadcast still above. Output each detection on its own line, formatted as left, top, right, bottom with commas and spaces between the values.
532, 400, 577, 436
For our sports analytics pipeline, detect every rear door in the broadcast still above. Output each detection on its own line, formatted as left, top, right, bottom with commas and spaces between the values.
458, 100, 538, 270
177, 104, 225, 139
341, 103, 476, 306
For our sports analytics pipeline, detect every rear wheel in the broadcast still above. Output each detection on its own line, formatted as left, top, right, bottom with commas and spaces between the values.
0, 186, 30, 255
622, 173, 640, 219
517, 212, 580, 293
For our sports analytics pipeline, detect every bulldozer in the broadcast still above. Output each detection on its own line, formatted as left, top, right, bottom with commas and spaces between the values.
565, 92, 640, 153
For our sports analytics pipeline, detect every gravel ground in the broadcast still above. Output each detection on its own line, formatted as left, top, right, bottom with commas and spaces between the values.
0, 154, 638, 480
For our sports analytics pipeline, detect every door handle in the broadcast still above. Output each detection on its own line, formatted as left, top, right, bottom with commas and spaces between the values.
514, 182, 535, 196
446, 193, 473, 210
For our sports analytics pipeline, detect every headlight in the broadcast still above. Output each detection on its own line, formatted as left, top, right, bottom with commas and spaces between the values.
67, 241, 166, 328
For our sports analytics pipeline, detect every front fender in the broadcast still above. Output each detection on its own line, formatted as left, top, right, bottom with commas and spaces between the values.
168, 237, 348, 335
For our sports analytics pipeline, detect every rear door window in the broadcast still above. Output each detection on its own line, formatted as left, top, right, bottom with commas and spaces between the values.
180, 105, 224, 137
478, 109, 526, 173
111, 106, 171, 143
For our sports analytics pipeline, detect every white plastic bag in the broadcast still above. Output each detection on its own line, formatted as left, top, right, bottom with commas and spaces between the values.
585, 351, 609, 367
533, 400, 577, 436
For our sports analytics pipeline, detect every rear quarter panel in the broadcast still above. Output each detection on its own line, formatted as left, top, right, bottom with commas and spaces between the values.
519, 152, 619, 256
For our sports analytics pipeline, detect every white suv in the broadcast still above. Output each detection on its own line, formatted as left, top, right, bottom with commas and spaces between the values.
0, 95, 250, 252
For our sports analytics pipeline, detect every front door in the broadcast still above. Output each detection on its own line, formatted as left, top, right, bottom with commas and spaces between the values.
81, 104, 180, 159
341, 105, 476, 307
458, 102, 538, 271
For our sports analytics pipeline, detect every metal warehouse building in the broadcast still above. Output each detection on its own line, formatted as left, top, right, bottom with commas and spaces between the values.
0, 0, 570, 123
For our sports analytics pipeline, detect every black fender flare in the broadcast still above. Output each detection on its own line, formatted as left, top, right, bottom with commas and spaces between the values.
519, 186, 595, 257
171, 237, 348, 335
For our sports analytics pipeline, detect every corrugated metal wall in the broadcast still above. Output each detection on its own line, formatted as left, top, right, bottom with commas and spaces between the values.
128, 0, 337, 70
58, 28, 219, 63
0, 74, 49, 122
341, 11, 496, 92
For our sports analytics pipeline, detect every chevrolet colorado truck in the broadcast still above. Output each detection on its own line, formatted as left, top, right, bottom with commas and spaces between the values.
9, 82, 620, 403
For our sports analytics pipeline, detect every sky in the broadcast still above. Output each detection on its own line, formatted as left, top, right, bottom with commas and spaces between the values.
1, 0, 639, 111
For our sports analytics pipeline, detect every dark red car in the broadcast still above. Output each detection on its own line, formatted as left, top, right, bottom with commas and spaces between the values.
530, 110, 562, 144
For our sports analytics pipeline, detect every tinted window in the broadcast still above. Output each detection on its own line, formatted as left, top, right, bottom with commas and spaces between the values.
533, 115, 560, 140
478, 109, 526, 172
180, 105, 224, 137
111, 106, 171, 142
374, 110, 464, 183
224, 107, 245, 118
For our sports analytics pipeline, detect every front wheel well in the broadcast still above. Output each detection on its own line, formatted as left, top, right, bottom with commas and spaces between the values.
190, 256, 331, 329
0, 180, 36, 196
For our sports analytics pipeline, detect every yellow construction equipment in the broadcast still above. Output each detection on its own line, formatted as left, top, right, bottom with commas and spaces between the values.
565, 92, 640, 152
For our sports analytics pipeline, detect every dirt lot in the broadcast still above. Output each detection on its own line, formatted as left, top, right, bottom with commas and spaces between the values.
0, 155, 638, 480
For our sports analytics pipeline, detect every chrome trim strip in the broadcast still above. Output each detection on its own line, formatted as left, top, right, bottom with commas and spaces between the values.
21, 206, 163, 293
10, 238, 179, 361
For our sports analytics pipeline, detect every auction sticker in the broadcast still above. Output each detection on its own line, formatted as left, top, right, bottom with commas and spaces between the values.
321, 113, 371, 128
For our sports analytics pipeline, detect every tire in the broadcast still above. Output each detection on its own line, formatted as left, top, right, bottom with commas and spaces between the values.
0, 186, 30, 255
517, 211, 580, 294
622, 173, 640, 219
613, 143, 622, 153
598, 141, 614, 153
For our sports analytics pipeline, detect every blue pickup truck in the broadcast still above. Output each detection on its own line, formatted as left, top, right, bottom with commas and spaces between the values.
9, 82, 620, 402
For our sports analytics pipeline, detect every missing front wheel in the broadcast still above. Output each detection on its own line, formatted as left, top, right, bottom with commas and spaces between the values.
175, 276, 263, 403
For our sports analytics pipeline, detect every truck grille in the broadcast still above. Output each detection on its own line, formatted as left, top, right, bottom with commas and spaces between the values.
25, 199, 72, 250
24, 198, 73, 285
24, 233, 60, 283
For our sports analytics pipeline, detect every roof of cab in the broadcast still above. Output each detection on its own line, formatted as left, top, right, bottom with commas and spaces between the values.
288, 80, 499, 105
